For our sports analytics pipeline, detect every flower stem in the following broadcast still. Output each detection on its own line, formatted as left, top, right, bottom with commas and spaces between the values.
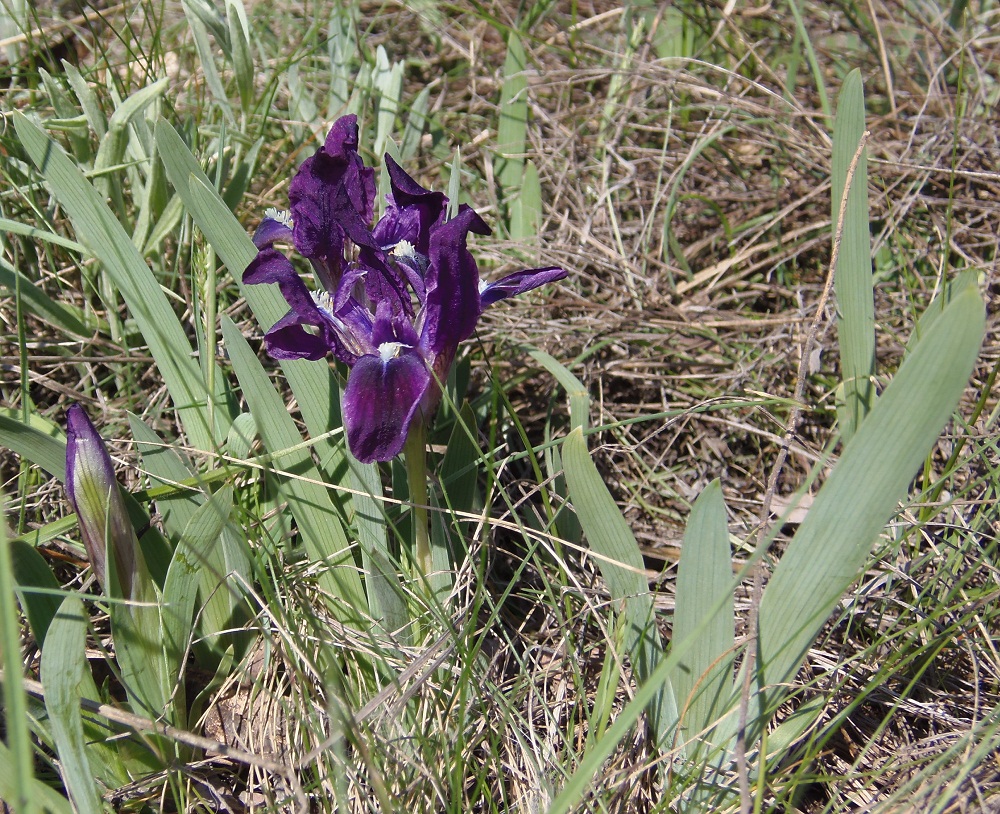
404, 421, 431, 579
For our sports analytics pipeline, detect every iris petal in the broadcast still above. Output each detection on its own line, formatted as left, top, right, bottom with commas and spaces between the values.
263, 317, 334, 361
480, 266, 567, 308
245, 249, 324, 325
323, 115, 376, 223
252, 214, 294, 249
423, 207, 488, 356
342, 350, 431, 463
288, 114, 376, 289
384, 155, 448, 254
243, 247, 299, 287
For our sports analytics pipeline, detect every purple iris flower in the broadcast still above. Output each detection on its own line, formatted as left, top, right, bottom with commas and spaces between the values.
244, 115, 567, 464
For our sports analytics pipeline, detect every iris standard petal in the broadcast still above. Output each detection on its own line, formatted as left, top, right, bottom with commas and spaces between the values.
384, 155, 448, 254
342, 349, 431, 463
324, 114, 361, 158
288, 159, 360, 287
479, 265, 567, 308
287, 114, 377, 284
422, 207, 490, 356
322, 113, 377, 223
371, 203, 421, 251
323, 115, 377, 220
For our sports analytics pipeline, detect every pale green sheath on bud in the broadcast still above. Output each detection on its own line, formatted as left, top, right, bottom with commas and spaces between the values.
65, 404, 139, 600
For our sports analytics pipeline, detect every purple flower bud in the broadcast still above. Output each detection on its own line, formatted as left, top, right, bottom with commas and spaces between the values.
65, 405, 139, 599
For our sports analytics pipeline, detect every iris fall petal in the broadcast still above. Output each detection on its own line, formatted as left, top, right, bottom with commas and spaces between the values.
343, 350, 431, 463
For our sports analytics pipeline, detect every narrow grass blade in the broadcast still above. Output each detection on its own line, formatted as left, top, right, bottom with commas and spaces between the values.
586, 618, 623, 746
755, 283, 984, 727
110, 564, 172, 725
199, 523, 252, 659
833, 69, 875, 443
93, 78, 167, 177
129, 415, 205, 539
0, 408, 66, 479
446, 148, 462, 220
400, 86, 431, 163
346, 459, 407, 635
220, 315, 367, 620
222, 136, 262, 212
13, 113, 218, 453
948, 0, 969, 27
284, 63, 319, 141
154, 121, 258, 279
765, 694, 826, 761
161, 485, 234, 680
0, 217, 86, 253
347, 62, 371, 118
562, 427, 678, 746
439, 401, 480, 516
527, 347, 588, 541
495, 29, 528, 198
62, 60, 107, 139
40, 596, 101, 814
225, 0, 254, 114
10, 539, 62, 647
131, 117, 170, 252
672, 480, 735, 750
226, 412, 257, 459
549, 562, 737, 814
327, 4, 357, 112
0, 499, 39, 814
785, 0, 830, 116
526, 348, 589, 431
373, 46, 403, 158
660, 122, 741, 273
182, 0, 232, 118
0, 740, 71, 814
182, 0, 229, 45
510, 159, 541, 243
910, 270, 979, 346
39, 68, 90, 160
648, 6, 693, 59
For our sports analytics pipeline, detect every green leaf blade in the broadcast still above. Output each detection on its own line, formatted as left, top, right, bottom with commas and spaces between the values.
562, 427, 678, 747
40, 597, 102, 814
0, 499, 40, 814
219, 315, 366, 620
832, 68, 875, 443
13, 113, 218, 453
757, 283, 985, 717
496, 30, 528, 197
673, 480, 735, 750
